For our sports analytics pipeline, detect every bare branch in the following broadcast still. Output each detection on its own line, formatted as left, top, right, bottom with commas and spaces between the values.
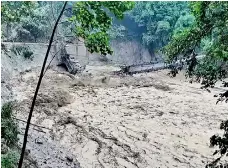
42, 43, 68, 77
13, 117, 51, 130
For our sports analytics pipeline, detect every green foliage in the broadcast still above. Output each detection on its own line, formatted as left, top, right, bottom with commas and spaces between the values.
2, 2, 134, 55
194, 56, 227, 87
174, 13, 195, 34
189, 2, 211, 24
1, 2, 35, 23
109, 25, 126, 39
128, 2, 193, 51
23, 49, 34, 60
164, 26, 203, 61
1, 102, 19, 168
206, 120, 228, 168
164, 2, 228, 87
69, 1, 134, 55
10, 45, 34, 60
165, 2, 228, 59
2, 2, 70, 42
163, 2, 228, 166
1, 150, 19, 168
200, 37, 212, 53
1, 102, 19, 147
11, 2, 53, 42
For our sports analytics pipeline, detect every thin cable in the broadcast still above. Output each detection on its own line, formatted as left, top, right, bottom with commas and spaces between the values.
42, 44, 67, 77
17, 2, 68, 167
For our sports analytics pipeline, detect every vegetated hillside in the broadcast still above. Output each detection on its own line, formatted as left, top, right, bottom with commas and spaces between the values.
2, 48, 227, 167
1, 1, 227, 167
2, 2, 194, 66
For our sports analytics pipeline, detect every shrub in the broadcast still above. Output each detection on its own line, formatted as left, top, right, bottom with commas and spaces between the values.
1, 150, 19, 168
22, 49, 33, 59
10, 45, 34, 60
1, 102, 20, 168
1, 102, 19, 147
194, 56, 227, 88
10, 45, 24, 56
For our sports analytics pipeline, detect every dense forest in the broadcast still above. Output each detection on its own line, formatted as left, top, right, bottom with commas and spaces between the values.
1, 1, 228, 168
1, 2, 198, 53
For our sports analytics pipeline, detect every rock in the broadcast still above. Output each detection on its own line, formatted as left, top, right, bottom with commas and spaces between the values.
66, 155, 73, 162
101, 76, 110, 84
169, 111, 178, 114
35, 138, 43, 144
25, 68, 32, 72
142, 132, 148, 140
156, 111, 164, 116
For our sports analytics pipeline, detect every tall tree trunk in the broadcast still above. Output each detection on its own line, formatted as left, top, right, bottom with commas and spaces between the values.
17, 2, 67, 168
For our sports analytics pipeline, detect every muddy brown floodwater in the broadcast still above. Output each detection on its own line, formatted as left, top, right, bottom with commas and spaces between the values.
10, 66, 227, 168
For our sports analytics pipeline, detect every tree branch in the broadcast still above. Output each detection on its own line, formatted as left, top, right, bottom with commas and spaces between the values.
42, 43, 68, 77
13, 117, 51, 130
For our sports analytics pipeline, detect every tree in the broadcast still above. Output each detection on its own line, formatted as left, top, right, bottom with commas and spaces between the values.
1, 2, 71, 42
164, 2, 228, 86
1, 102, 19, 168
206, 119, 228, 168
127, 2, 193, 56
1, 2, 35, 41
163, 2, 228, 167
108, 24, 126, 39
1, 2, 35, 23
173, 12, 195, 35
69, 1, 134, 55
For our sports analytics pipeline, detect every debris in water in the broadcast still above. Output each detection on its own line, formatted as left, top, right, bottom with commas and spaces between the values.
35, 138, 43, 144
66, 155, 73, 162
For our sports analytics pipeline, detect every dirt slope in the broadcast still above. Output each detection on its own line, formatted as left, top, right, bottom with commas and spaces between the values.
8, 67, 228, 168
